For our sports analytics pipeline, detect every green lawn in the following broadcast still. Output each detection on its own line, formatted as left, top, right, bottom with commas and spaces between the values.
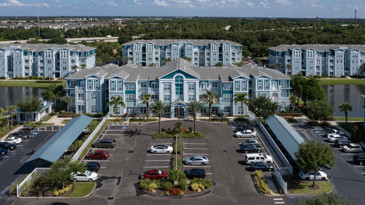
334, 116, 364, 122
292, 181, 333, 194
68, 182, 95, 197
0, 80, 66, 88
62, 119, 71, 124
319, 78, 365, 85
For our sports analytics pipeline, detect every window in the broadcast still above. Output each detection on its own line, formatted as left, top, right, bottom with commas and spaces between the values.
235, 81, 240, 91
223, 83, 232, 90
164, 83, 171, 91
151, 82, 158, 89
63, 67, 67, 71
164, 95, 170, 101
87, 79, 93, 90
47, 60, 51, 64
126, 94, 135, 101
125, 83, 135, 90
78, 93, 84, 101
223, 94, 232, 101
95, 80, 100, 90
281, 91, 288, 97
117, 80, 122, 91
91, 94, 97, 100
211, 81, 218, 88
242, 81, 247, 91
140, 81, 147, 88
188, 94, 195, 101
257, 80, 263, 90
264, 80, 269, 90
188, 83, 195, 91
91, 105, 97, 113
200, 83, 207, 90
238, 106, 244, 115
110, 80, 116, 91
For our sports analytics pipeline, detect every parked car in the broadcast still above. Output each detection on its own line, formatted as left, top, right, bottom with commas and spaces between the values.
70, 171, 98, 182
86, 150, 109, 160
323, 127, 337, 133
326, 134, 347, 143
334, 139, 350, 147
318, 163, 331, 171
342, 143, 363, 153
244, 153, 273, 165
353, 153, 365, 165
239, 144, 262, 153
183, 168, 206, 179
234, 130, 257, 138
142, 169, 168, 180
183, 155, 209, 166
92, 138, 116, 148
9, 132, 28, 140
85, 162, 101, 172
0, 148, 8, 155
21, 127, 35, 135
3, 136, 22, 144
241, 139, 259, 146
0, 142, 16, 150
299, 170, 328, 181
29, 131, 39, 137
248, 162, 275, 171
234, 125, 254, 132
150, 145, 173, 154
0, 155, 3, 160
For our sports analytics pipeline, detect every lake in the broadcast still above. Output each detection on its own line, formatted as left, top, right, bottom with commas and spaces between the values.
322, 84, 365, 118
0, 87, 43, 109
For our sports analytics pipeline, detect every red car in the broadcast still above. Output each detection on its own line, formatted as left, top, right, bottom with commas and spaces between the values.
142, 169, 168, 180
86, 150, 109, 160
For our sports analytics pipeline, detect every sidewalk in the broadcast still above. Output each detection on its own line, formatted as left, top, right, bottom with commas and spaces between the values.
0, 125, 24, 141
44, 115, 71, 126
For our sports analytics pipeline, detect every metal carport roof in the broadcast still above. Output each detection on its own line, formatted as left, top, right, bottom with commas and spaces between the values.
26, 115, 93, 164
265, 115, 305, 161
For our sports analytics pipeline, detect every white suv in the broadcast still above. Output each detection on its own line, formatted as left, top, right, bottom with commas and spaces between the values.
342, 143, 363, 153
244, 153, 273, 165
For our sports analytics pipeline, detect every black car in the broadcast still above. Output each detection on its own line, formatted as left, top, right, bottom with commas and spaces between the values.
234, 125, 254, 132
85, 162, 101, 172
183, 168, 206, 179
334, 139, 350, 147
249, 162, 275, 171
239, 144, 262, 153
0, 148, 8, 155
21, 127, 35, 135
0, 142, 16, 150
92, 138, 116, 148
353, 153, 365, 165
10, 132, 28, 140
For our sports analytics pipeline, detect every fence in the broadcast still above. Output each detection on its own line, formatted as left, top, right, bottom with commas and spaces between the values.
248, 111, 293, 175
17, 168, 50, 197
71, 112, 110, 162
274, 168, 288, 195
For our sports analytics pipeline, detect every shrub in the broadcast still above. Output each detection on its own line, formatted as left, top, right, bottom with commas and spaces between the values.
321, 121, 330, 126
140, 179, 150, 190
194, 131, 204, 138
191, 183, 199, 191
168, 170, 186, 182
165, 191, 170, 196
147, 183, 157, 191
168, 188, 181, 196
234, 116, 249, 123
198, 183, 205, 191
172, 155, 182, 170
53, 184, 73, 196
163, 181, 173, 191
179, 191, 184, 196
202, 178, 212, 189
253, 170, 270, 194
179, 179, 187, 191
308, 121, 320, 126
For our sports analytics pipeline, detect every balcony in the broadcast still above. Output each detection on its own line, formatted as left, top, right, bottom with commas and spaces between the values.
75, 86, 84, 91
148, 88, 158, 93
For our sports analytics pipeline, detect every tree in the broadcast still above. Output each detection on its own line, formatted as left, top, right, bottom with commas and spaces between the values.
42, 84, 66, 105
81, 64, 86, 69
304, 77, 326, 104
339, 102, 352, 124
295, 140, 335, 187
254, 58, 261, 65
215, 62, 223, 66
107, 96, 125, 121
17, 97, 41, 122
152, 101, 168, 135
248, 96, 278, 118
286, 64, 292, 75
276, 62, 282, 70
8, 105, 16, 128
182, 56, 191, 62
291, 76, 306, 104
72, 65, 78, 73
203, 91, 217, 120
141, 94, 152, 120
299, 192, 351, 205
0, 108, 7, 132
305, 100, 333, 121
289, 95, 297, 111
118, 34, 132, 45
63, 96, 72, 112
165, 58, 172, 63
270, 64, 276, 69
188, 101, 204, 132
174, 122, 183, 134
234, 93, 249, 117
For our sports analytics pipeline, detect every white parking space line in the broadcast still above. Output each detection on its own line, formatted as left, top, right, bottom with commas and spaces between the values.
206, 173, 213, 175
147, 154, 172, 156
274, 202, 285, 204
183, 143, 208, 145
183, 165, 212, 168
104, 130, 125, 131
101, 167, 107, 169
102, 134, 122, 135
273, 198, 283, 201
145, 160, 170, 162
184, 148, 209, 150
149, 143, 172, 145
353, 165, 364, 168
183, 153, 209, 155
83, 160, 110, 162
340, 153, 355, 156
92, 148, 116, 151
143, 166, 170, 169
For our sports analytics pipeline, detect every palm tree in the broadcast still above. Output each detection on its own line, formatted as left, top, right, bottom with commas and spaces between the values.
276, 62, 282, 70
63, 96, 72, 112
72, 65, 78, 73
203, 91, 217, 120
286, 64, 292, 76
234, 93, 248, 117
107, 96, 126, 121
270, 64, 276, 69
8, 105, 16, 128
339, 102, 352, 124
0, 108, 7, 132
141, 94, 152, 120
152, 101, 168, 135
289, 95, 297, 111
188, 101, 204, 132
81, 64, 86, 69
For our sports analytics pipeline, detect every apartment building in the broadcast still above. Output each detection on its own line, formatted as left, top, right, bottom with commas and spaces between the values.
122, 39, 243, 67
269, 44, 365, 77
0, 44, 95, 78
66, 59, 290, 117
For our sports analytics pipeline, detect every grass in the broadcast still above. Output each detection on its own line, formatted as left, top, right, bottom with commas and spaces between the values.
62, 119, 71, 124
0, 80, 66, 88
334, 116, 364, 122
319, 78, 365, 85
292, 181, 333, 194
68, 182, 95, 197
23, 122, 54, 128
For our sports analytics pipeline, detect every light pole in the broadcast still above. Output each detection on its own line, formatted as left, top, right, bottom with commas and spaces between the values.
175, 133, 178, 170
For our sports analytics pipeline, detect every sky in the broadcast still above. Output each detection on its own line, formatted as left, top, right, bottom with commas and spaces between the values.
0, 0, 363, 18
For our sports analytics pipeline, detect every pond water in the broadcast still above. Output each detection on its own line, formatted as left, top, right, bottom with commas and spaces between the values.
0, 87, 43, 109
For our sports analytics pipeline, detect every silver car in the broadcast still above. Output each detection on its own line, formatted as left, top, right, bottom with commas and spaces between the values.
183, 155, 209, 166
70, 171, 98, 182
150, 145, 173, 154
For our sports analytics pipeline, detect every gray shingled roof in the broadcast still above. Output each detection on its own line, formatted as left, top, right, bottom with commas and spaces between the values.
122, 39, 241, 46
0, 44, 94, 52
269, 44, 365, 52
66, 59, 289, 81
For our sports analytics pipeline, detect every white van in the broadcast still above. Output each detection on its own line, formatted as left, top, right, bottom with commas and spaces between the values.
244, 153, 273, 165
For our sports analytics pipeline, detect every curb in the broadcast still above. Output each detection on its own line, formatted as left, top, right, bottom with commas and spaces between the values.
139, 181, 216, 198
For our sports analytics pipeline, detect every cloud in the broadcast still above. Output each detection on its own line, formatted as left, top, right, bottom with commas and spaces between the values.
154, 0, 169, 7
276, 0, 293, 6
0, 0, 49, 7
107, 1, 118, 6
246, 1, 253, 7
259, 0, 270, 9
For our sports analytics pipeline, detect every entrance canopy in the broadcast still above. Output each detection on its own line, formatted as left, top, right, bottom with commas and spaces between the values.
171, 99, 188, 108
